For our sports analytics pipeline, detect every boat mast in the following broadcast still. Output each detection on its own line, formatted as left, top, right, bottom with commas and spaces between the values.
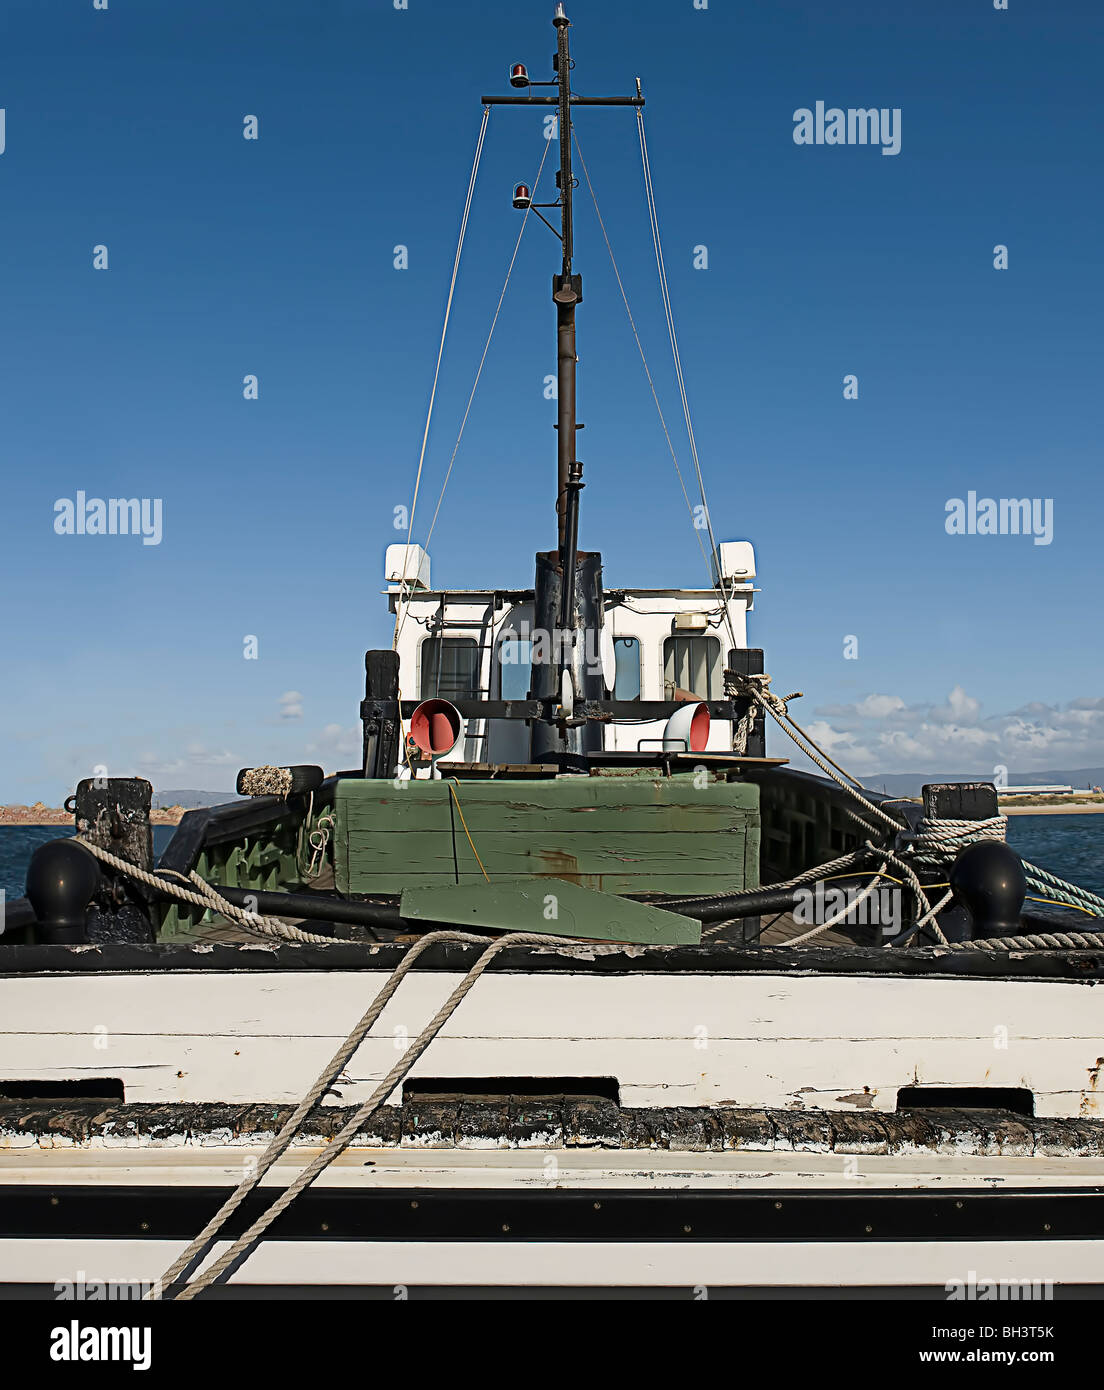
483, 6, 643, 763
552, 3, 580, 577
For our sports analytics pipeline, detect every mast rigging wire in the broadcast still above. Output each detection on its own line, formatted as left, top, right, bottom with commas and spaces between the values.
571, 127, 713, 583
421, 134, 555, 558
392, 106, 490, 651
635, 109, 740, 656
633, 111, 894, 816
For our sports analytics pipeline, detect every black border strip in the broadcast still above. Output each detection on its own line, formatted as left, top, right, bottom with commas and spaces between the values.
3, 1186, 1103, 1243
1, 940, 1102, 981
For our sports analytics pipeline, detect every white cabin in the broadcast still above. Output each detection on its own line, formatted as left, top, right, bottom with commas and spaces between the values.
385, 542, 758, 764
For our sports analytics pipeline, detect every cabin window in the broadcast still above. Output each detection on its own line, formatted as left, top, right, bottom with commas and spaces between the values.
663, 635, 722, 700
420, 637, 479, 700
612, 637, 641, 700
498, 636, 532, 700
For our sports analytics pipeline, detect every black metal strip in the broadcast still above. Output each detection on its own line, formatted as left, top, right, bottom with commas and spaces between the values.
480, 95, 644, 107
2, 1185, 1102, 1243
8, 1282, 1101, 1300
391, 698, 745, 720
0, 939, 1100, 980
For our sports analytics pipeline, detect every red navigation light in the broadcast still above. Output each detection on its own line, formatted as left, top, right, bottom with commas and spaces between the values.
512, 183, 532, 209
510, 63, 529, 88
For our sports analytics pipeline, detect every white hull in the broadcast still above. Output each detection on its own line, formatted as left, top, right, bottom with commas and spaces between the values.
4, 947, 1102, 1293
8, 1236, 1097, 1290
0, 961, 1100, 1117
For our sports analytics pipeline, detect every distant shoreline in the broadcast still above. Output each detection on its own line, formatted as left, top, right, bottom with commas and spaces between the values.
3, 802, 1103, 828
0, 806, 186, 827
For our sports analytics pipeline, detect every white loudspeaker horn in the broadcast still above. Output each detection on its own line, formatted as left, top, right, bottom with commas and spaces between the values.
662, 701, 710, 753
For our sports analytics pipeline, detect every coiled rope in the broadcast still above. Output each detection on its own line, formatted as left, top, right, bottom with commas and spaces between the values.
901, 815, 1007, 868
898, 814, 1104, 918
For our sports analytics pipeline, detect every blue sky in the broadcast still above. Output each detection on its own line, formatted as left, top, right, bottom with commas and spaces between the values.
1, 0, 1102, 802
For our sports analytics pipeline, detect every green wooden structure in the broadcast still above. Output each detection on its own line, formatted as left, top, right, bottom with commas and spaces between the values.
400, 877, 703, 945
334, 770, 760, 896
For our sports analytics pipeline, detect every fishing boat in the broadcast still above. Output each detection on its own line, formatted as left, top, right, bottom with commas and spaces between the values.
3, 6, 1103, 1301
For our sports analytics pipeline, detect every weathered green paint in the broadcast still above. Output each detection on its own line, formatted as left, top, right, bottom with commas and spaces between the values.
334, 773, 760, 895
400, 877, 702, 945
157, 811, 310, 939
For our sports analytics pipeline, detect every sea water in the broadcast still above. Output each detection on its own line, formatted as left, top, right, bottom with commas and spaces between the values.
0, 815, 1101, 903
1, 826, 178, 900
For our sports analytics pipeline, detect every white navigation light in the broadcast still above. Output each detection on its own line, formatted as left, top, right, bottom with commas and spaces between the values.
385, 543, 431, 590
712, 540, 756, 584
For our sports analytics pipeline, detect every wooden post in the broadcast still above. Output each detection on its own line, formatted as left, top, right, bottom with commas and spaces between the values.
73, 777, 154, 874
727, 648, 766, 758
922, 782, 999, 822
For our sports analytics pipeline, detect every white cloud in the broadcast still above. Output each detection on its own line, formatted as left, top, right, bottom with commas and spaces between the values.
946, 684, 980, 720
306, 723, 361, 758
801, 686, 1104, 776
801, 719, 859, 755
855, 693, 906, 719
279, 691, 304, 721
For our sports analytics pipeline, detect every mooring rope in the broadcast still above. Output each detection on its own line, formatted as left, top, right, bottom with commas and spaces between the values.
151, 928, 635, 1300
897, 815, 1104, 918
724, 670, 905, 834
946, 930, 1104, 952
900, 815, 1007, 867
73, 839, 337, 945
782, 862, 894, 946
1021, 860, 1104, 917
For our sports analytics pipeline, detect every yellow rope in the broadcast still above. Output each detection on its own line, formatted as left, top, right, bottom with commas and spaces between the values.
819, 870, 949, 891
815, 872, 1098, 918
448, 781, 489, 881
818, 871, 1097, 918
1026, 894, 1098, 916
